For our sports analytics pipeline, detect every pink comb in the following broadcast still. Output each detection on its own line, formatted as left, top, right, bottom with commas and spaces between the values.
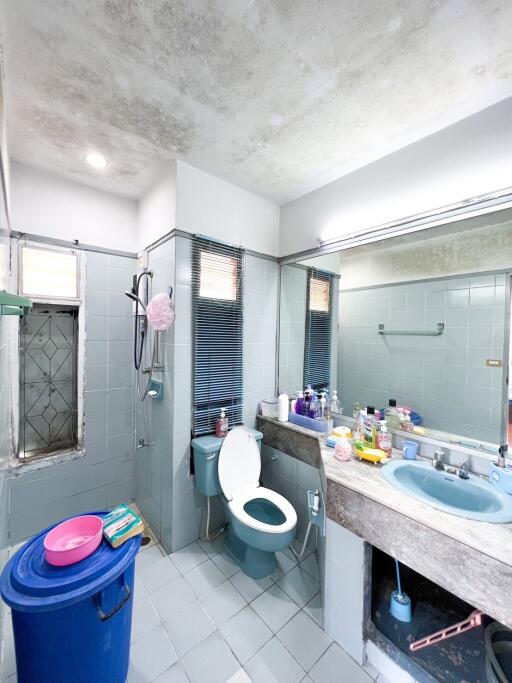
410, 610, 484, 652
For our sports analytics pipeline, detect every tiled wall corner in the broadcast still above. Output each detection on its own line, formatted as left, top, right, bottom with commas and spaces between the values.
244, 254, 278, 427
279, 265, 307, 396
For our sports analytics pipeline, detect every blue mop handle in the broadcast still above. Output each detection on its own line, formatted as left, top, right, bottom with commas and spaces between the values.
395, 559, 403, 596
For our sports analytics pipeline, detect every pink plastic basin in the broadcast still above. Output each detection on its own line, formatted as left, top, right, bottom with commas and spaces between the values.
44, 515, 103, 567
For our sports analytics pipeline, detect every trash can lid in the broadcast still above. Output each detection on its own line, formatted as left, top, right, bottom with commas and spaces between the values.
1, 512, 141, 612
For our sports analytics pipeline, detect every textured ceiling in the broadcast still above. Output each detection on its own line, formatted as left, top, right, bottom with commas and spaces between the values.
3, 0, 512, 202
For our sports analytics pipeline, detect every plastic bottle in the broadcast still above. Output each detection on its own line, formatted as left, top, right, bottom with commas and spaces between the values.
377, 420, 392, 457
278, 392, 289, 422
215, 408, 228, 438
364, 406, 377, 447
329, 390, 341, 414
334, 435, 353, 462
295, 391, 304, 415
309, 392, 319, 419
403, 410, 414, 433
384, 399, 400, 429
352, 401, 361, 419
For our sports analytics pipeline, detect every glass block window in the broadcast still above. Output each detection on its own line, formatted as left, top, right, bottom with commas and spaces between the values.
19, 304, 78, 460
20, 246, 79, 299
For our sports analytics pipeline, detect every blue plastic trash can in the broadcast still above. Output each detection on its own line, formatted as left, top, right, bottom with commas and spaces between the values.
1, 512, 141, 683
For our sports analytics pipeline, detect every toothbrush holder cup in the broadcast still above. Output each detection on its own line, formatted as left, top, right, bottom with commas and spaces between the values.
403, 440, 419, 460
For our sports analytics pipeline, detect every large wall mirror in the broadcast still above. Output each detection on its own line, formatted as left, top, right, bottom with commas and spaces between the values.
278, 207, 512, 450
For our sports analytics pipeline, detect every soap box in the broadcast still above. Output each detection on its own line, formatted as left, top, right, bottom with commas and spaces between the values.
488, 463, 512, 495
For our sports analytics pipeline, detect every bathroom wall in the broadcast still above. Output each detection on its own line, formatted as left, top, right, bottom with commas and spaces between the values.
280, 97, 512, 256
135, 237, 176, 549
136, 166, 177, 251
175, 161, 280, 256
6, 248, 137, 543
260, 446, 320, 549
279, 265, 307, 395
135, 233, 279, 552
10, 161, 138, 251
338, 274, 508, 443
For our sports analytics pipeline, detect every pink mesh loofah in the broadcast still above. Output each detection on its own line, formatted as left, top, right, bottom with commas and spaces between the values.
146, 292, 176, 331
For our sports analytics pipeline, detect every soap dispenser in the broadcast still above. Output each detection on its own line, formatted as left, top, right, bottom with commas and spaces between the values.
215, 408, 228, 438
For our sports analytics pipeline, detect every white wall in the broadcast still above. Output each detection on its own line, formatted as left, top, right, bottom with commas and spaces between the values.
10, 161, 137, 251
176, 161, 280, 256
137, 164, 177, 251
280, 97, 512, 256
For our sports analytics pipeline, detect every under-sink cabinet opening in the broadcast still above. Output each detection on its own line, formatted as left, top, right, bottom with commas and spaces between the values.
367, 547, 512, 683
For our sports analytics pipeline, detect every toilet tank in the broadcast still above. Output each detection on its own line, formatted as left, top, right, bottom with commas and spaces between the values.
191, 429, 263, 497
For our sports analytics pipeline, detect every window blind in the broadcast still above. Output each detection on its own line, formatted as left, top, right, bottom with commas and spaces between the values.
192, 236, 244, 436
304, 268, 334, 392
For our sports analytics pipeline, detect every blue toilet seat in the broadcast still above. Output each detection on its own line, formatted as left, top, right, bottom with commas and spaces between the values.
229, 486, 296, 534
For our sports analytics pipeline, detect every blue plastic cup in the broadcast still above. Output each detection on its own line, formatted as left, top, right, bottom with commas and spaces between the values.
403, 440, 419, 460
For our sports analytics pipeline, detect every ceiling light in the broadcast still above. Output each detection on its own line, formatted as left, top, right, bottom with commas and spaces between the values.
86, 152, 108, 169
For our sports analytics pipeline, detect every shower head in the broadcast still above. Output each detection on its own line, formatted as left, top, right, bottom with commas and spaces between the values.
125, 290, 147, 312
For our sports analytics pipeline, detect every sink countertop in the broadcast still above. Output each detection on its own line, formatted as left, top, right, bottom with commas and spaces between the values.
257, 416, 512, 568
257, 414, 512, 627
320, 443, 512, 568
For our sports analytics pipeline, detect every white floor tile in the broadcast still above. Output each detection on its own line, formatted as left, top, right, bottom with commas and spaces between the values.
181, 632, 240, 683
212, 550, 241, 578
230, 571, 273, 602
138, 555, 180, 594
184, 558, 226, 597
170, 541, 209, 574
136, 544, 165, 570
227, 669, 252, 683
201, 579, 247, 626
277, 566, 319, 607
251, 584, 300, 633
270, 550, 297, 581
303, 593, 323, 627
220, 605, 272, 664
245, 637, 304, 683
277, 611, 331, 672
129, 625, 178, 682
150, 577, 198, 622
198, 535, 225, 558
131, 597, 161, 643
299, 554, 319, 582
134, 575, 148, 604
309, 642, 373, 683
163, 601, 216, 656
154, 662, 190, 682
0, 632, 16, 680
283, 540, 312, 562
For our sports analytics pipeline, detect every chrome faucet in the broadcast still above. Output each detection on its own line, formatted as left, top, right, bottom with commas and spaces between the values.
432, 450, 445, 470
458, 458, 470, 479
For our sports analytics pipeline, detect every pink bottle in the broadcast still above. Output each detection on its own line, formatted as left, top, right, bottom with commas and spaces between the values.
216, 408, 228, 438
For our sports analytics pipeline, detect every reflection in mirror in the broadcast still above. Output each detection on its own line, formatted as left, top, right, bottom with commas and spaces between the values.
279, 208, 512, 449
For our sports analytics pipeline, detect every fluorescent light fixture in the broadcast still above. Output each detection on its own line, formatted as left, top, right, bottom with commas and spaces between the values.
85, 152, 108, 169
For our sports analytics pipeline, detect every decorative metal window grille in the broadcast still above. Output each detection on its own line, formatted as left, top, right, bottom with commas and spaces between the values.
19, 304, 78, 460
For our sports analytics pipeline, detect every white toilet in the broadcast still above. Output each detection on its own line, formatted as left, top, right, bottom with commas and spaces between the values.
192, 425, 297, 578
221, 427, 298, 578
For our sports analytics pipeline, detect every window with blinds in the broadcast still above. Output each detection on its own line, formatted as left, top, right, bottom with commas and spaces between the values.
304, 268, 334, 392
192, 236, 244, 436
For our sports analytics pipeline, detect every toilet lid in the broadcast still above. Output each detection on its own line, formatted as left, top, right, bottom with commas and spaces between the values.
218, 426, 261, 501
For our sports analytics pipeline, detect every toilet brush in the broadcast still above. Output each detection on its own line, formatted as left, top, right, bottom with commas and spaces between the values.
389, 559, 412, 622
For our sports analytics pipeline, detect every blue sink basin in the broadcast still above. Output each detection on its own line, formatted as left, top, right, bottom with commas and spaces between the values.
382, 459, 512, 523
